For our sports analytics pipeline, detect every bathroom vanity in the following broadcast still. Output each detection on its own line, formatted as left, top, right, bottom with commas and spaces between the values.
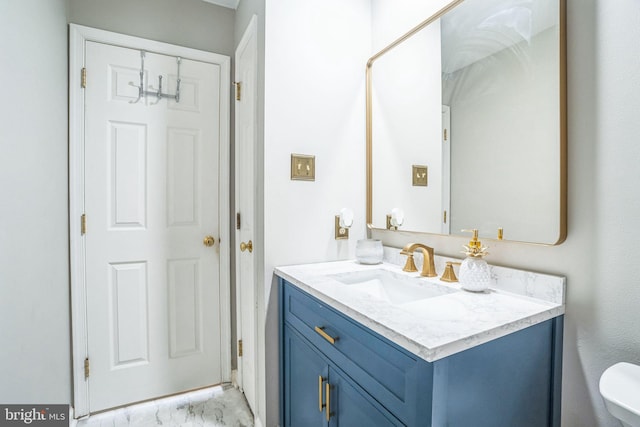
276, 258, 564, 427
276, 0, 568, 423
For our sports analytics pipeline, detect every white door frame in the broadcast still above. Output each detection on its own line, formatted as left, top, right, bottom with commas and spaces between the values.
234, 14, 259, 413
69, 24, 231, 417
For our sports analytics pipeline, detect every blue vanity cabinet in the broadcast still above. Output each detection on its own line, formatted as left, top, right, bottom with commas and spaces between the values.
281, 278, 433, 426
279, 278, 563, 427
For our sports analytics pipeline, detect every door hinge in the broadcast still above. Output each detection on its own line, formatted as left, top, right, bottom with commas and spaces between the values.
233, 81, 241, 101
81, 68, 87, 89
443, 210, 447, 224
84, 358, 90, 379
443, 128, 448, 141
238, 339, 243, 357
236, 212, 241, 230
81, 214, 87, 235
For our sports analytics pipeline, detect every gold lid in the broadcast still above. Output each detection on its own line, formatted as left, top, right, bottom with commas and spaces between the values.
461, 229, 489, 258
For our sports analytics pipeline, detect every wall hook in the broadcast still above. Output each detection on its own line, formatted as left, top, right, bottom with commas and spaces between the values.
129, 50, 181, 105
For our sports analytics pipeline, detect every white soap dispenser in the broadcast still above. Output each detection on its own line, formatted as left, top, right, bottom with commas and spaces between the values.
459, 229, 491, 292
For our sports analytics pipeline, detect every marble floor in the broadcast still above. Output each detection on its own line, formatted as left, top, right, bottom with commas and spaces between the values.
75, 384, 254, 427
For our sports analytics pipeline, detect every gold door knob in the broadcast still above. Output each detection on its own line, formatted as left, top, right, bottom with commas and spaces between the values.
240, 240, 253, 253
203, 235, 215, 247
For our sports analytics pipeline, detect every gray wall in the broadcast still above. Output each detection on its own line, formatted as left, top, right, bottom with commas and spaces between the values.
373, 0, 640, 425
0, 0, 70, 403
67, 0, 235, 56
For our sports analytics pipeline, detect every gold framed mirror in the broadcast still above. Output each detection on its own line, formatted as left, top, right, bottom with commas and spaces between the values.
366, 0, 566, 245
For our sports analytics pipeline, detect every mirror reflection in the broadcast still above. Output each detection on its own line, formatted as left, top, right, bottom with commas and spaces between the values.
368, 0, 565, 244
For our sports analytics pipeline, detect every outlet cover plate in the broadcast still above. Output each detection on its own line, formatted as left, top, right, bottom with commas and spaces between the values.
291, 154, 315, 181
412, 165, 428, 186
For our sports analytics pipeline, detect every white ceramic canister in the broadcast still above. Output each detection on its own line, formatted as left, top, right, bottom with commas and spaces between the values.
355, 239, 383, 264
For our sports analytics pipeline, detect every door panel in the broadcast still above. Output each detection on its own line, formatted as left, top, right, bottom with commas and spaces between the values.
235, 16, 259, 413
109, 262, 149, 367
167, 128, 199, 225
84, 40, 222, 412
109, 122, 147, 228
168, 258, 202, 358
284, 326, 327, 427
329, 368, 401, 427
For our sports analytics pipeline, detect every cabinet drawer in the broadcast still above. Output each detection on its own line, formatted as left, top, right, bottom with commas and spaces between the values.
282, 281, 432, 425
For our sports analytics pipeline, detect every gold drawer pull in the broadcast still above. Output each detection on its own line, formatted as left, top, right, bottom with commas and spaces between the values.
318, 376, 326, 412
326, 382, 332, 421
314, 326, 338, 345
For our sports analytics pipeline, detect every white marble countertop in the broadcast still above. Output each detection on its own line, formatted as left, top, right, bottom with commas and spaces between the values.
275, 259, 565, 362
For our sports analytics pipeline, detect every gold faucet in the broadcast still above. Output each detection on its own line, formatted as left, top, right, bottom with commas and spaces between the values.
400, 243, 437, 277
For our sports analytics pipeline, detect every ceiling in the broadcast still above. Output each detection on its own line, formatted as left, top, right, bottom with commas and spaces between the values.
441, 0, 557, 73
201, 0, 239, 10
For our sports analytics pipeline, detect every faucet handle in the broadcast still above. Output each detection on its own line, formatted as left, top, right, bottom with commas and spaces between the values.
400, 253, 418, 272
440, 261, 461, 283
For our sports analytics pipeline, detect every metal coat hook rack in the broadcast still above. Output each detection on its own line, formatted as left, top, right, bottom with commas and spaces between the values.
130, 50, 181, 105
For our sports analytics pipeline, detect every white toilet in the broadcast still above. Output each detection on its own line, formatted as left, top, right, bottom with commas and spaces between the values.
600, 362, 640, 427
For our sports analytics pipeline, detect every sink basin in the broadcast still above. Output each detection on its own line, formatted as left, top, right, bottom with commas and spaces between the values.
330, 269, 456, 305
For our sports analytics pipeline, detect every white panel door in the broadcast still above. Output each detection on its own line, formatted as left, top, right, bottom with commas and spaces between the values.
84, 41, 222, 412
235, 16, 258, 414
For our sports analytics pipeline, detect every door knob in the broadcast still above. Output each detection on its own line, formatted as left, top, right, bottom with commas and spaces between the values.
240, 240, 253, 253
203, 235, 216, 247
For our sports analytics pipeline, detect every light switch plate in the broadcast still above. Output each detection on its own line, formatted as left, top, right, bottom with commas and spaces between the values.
291, 154, 315, 181
412, 165, 428, 186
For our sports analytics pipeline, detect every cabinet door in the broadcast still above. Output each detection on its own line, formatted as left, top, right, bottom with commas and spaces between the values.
328, 367, 402, 427
283, 325, 327, 427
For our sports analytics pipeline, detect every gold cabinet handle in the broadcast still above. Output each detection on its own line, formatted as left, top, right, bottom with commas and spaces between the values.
326, 382, 332, 421
314, 326, 338, 345
318, 376, 326, 412
203, 235, 215, 247
240, 240, 253, 253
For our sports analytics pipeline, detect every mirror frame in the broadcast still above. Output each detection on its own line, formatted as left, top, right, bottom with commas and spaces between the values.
366, 0, 567, 245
